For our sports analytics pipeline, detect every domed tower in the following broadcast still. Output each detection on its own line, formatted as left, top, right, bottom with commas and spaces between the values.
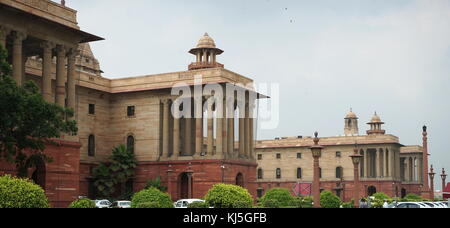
344, 109, 359, 136
76, 43, 103, 77
188, 33, 224, 70
366, 112, 386, 135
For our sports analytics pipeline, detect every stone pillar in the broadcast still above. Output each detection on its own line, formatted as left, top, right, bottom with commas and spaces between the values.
222, 98, 228, 157
41, 41, 55, 103
389, 149, 395, 179
238, 104, 245, 158
0, 26, 10, 48
162, 99, 170, 158
244, 102, 251, 158
195, 97, 203, 156
422, 127, 430, 192
184, 99, 192, 156
187, 171, 193, 199
227, 99, 235, 156
55, 45, 66, 107
173, 104, 180, 159
203, 50, 207, 63
167, 166, 173, 199
313, 156, 321, 208
12, 32, 27, 85
364, 150, 369, 178
405, 158, 410, 182
385, 150, 389, 178
66, 48, 77, 116
207, 99, 214, 155
216, 98, 223, 156
249, 101, 255, 159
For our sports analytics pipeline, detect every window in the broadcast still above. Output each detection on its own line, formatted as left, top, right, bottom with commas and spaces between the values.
297, 153, 302, 159
297, 168, 302, 179
319, 167, 322, 179
88, 104, 95, 115
257, 168, 263, 179
127, 106, 135, 117
127, 135, 135, 154
276, 168, 281, 179
257, 154, 263, 160
88, 135, 95, 157
276, 153, 281, 159
257, 189, 264, 198
336, 167, 343, 179
336, 151, 341, 158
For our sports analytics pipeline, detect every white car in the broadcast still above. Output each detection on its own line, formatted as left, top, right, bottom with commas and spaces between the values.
422, 202, 448, 208
394, 202, 432, 208
112, 201, 131, 208
174, 199, 206, 208
95, 199, 112, 208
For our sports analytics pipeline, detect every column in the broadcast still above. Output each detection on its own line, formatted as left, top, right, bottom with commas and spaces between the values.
405, 158, 410, 182
41, 41, 54, 102
227, 99, 235, 156
385, 150, 389, 178
207, 99, 214, 155
244, 101, 251, 158
162, 99, 170, 158
364, 150, 369, 178
203, 50, 207, 63
222, 98, 228, 156
389, 149, 395, 179
66, 48, 77, 115
184, 99, 192, 156
0, 26, 10, 48
55, 45, 66, 107
12, 31, 26, 85
173, 103, 180, 159
238, 105, 245, 158
195, 96, 203, 155
216, 98, 223, 156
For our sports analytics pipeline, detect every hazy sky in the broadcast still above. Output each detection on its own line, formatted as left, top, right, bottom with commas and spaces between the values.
65, 0, 450, 190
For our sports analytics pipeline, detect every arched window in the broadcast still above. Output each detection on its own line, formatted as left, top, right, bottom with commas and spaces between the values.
276, 168, 281, 179
336, 167, 343, 179
257, 168, 263, 179
297, 168, 302, 179
127, 135, 135, 154
88, 135, 95, 157
319, 167, 322, 179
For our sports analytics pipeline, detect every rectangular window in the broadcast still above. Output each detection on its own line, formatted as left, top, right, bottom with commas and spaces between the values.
127, 106, 135, 117
336, 151, 341, 158
297, 168, 302, 179
276, 153, 281, 159
297, 153, 302, 159
257, 154, 262, 160
88, 104, 95, 115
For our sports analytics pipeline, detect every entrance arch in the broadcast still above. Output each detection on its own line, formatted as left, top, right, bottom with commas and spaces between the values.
401, 188, 407, 198
367, 186, 377, 196
31, 158, 46, 190
178, 172, 192, 199
235, 173, 244, 187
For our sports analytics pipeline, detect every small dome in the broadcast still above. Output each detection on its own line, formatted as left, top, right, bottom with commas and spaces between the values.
345, 109, 358, 119
370, 112, 383, 123
196, 33, 216, 49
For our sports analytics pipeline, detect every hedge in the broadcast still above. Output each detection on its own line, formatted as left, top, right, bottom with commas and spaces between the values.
0, 175, 49, 208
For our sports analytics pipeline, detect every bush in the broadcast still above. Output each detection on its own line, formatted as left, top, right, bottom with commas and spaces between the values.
341, 201, 354, 208
320, 191, 341, 208
68, 198, 96, 208
300, 196, 313, 208
204, 184, 253, 208
131, 187, 173, 208
259, 188, 296, 208
187, 201, 209, 208
0, 175, 49, 208
370, 192, 392, 208
402, 193, 424, 202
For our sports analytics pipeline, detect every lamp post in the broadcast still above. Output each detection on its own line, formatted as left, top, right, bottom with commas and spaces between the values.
310, 132, 323, 208
441, 168, 447, 197
350, 143, 363, 208
221, 162, 226, 183
429, 165, 435, 200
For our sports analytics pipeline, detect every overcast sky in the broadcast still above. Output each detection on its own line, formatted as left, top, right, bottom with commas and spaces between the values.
65, 0, 450, 190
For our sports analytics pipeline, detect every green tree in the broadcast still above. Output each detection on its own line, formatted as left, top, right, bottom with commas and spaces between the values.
131, 187, 174, 208
93, 145, 137, 198
204, 184, 253, 208
68, 198, 96, 208
145, 176, 167, 192
259, 188, 296, 208
0, 175, 50, 208
0, 45, 77, 178
320, 191, 342, 208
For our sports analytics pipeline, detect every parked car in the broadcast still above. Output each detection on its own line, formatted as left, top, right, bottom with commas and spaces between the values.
393, 202, 432, 208
425, 202, 448, 208
111, 201, 131, 208
174, 199, 206, 208
95, 199, 112, 208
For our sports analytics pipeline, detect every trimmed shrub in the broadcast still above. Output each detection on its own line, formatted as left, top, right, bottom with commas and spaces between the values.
204, 184, 253, 208
259, 188, 296, 208
402, 193, 424, 202
300, 196, 313, 208
131, 187, 174, 208
68, 198, 96, 208
341, 201, 354, 208
320, 191, 341, 208
0, 175, 49, 208
187, 201, 209, 208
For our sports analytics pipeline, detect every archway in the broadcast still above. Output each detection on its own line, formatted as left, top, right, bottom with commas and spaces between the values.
235, 173, 244, 187
31, 158, 46, 190
401, 188, 407, 198
367, 186, 377, 196
179, 173, 191, 199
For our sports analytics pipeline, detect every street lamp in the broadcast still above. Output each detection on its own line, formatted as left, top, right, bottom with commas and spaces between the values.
429, 165, 436, 200
349, 143, 363, 208
310, 132, 323, 208
220, 163, 226, 183
441, 168, 447, 195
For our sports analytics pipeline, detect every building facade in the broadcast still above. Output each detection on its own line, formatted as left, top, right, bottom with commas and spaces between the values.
255, 111, 429, 201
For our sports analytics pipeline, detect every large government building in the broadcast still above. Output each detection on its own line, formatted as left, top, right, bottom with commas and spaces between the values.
0, 0, 431, 207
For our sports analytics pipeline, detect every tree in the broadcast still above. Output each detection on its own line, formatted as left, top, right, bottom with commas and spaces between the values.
320, 191, 342, 208
0, 45, 77, 178
259, 188, 296, 208
93, 145, 137, 198
68, 198, 96, 208
144, 176, 167, 192
131, 187, 174, 208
